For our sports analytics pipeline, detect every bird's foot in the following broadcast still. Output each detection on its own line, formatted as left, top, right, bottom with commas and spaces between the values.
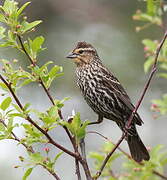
88, 115, 103, 125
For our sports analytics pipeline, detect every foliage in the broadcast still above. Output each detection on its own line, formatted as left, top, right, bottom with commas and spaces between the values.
0, 0, 167, 180
0, 0, 66, 178
133, 0, 167, 117
90, 142, 167, 180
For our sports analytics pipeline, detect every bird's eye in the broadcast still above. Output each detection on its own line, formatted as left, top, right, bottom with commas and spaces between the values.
78, 50, 84, 54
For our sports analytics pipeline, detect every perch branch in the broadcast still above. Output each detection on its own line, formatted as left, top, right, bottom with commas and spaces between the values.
95, 31, 167, 179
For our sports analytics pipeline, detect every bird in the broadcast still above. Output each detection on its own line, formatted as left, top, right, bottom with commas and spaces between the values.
66, 41, 150, 162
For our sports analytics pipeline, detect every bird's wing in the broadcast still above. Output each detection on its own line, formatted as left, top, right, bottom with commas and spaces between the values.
100, 67, 143, 125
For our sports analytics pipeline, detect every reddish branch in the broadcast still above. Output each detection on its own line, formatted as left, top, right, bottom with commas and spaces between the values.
16, 34, 90, 180
94, 31, 167, 179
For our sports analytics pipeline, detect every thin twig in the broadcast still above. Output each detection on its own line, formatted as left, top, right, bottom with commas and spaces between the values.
87, 131, 131, 159
64, 126, 82, 180
88, 131, 167, 180
74, 145, 82, 180
17, 35, 35, 66
153, 171, 167, 180
95, 31, 167, 179
64, 127, 91, 179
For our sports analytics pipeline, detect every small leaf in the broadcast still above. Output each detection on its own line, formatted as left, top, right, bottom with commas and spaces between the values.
19, 79, 33, 88
0, 26, 6, 39
49, 66, 62, 79
0, 123, 5, 131
30, 152, 45, 164
1, 97, 12, 111
158, 73, 167, 79
54, 152, 63, 163
0, 82, 8, 91
77, 120, 89, 140
22, 168, 33, 180
0, 14, 6, 23
31, 36, 45, 55
142, 39, 157, 51
12, 104, 23, 113
21, 20, 42, 33
16, 2, 31, 17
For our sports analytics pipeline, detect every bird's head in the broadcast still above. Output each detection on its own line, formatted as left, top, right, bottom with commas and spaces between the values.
66, 41, 99, 66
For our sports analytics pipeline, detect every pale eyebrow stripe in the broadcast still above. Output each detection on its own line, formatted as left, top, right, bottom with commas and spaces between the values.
77, 47, 96, 52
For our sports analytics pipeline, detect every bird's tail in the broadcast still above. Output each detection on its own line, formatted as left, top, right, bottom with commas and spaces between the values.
127, 134, 150, 162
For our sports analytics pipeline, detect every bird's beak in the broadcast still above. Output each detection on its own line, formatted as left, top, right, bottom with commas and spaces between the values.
66, 52, 78, 59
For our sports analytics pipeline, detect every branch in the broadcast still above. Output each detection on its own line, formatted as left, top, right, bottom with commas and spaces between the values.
64, 126, 82, 180
88, 131, 167, 180
17, 34, 87, 179
95, 31, 167, 179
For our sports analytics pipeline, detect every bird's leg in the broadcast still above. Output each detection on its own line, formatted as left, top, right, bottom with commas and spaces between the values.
79, 138, 87, 160
88, 115, 103, 125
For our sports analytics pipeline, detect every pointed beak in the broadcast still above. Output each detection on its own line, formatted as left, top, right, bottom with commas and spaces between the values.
66, 52, 78, 59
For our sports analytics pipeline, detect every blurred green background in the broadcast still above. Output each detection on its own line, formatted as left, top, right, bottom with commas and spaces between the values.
0, 0, 166, 179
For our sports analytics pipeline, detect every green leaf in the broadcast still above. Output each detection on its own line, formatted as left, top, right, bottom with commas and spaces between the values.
31, 36, 45, 55
21, 20, 42, 33
2, 0, 18, 15
152, 94, 167, 115
77, 120, 89, 140
39, 61, 53, 73
147, 0, 155, 16
22, 168, 33, 180
0, 82, 8, 91
142, 39, 157, 51
0, 26, 6, 39
158, 73, 167, 79
160, 63, 167, 71
0, 14, 6, 23
30, 152, 45, 164
48, 66, 62, 79
146, 0, 161, 18
1, 97, 12, 111
16, 2, 31, 17
0, 123, 5, 131
54, 152, 63, 163
61, 113, 89, 142
19, 79, 33, 88
12, 104, 23, 113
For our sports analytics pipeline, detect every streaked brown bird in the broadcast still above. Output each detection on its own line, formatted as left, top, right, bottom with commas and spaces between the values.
66, 41, 150, 162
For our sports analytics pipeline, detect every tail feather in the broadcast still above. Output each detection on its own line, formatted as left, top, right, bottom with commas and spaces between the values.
127, 135, 150, 162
